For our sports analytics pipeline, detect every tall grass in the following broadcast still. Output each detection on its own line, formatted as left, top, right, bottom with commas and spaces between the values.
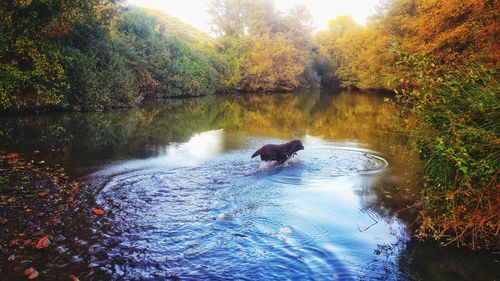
391, 48, 499, 249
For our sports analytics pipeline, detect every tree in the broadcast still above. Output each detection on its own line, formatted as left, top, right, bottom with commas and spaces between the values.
208, 0, 274, 37
240, 35, 303, 92
313, 16, 361, 87
111, 8, 219, 97
0, 0, 142, 111
313, 0, 498, 90
0, 0, 77, 109
209, 0, 318, 92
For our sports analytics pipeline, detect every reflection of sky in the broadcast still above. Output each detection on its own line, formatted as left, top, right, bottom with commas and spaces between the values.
273, 175, 406, 270
304, 134, 369, 151
92, 129, 407, 278
98, 129, 225, 173
261, 135, 405, 273
159, 129, 224, 166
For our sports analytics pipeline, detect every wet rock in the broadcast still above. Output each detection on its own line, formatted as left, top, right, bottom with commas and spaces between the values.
72, 255, 84, 263
54, 234, 66, 242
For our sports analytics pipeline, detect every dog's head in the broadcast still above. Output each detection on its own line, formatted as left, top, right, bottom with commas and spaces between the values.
290, 140, 304, 152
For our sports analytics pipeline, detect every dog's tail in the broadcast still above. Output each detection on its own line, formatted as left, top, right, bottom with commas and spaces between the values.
251, 148, 262, 158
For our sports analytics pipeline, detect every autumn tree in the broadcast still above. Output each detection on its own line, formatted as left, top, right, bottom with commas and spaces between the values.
240, 35, 303, 91
404, 0, 498, 66
0, 0, 82, 109
313, 16, 362, 87
314, 0, 498, 89
0, 0, 142, 111
208, 0, 275, 37
209, 0, 318, 92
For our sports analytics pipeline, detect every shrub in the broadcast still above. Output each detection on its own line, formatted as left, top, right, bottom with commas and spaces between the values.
391, 48, 499, 249
61, 20, 140, 111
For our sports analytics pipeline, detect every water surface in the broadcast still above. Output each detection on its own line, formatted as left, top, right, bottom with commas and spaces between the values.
0, 90, 497, 280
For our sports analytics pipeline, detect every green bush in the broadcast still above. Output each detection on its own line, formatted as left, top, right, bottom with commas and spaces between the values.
391, 48, 499, 249
0, 0, 70, 110
111, 8, 219, 98
61, 19, 140, 111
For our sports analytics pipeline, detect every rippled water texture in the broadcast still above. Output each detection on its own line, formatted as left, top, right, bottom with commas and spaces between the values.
90, 133, 403, 280
1, 90, 498, 280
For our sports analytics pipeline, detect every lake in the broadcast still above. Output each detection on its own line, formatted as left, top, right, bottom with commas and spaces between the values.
0, 90, 497, 280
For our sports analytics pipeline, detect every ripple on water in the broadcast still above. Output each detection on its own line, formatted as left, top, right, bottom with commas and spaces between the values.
264, 147, 388, 185
85, 142, 403, 280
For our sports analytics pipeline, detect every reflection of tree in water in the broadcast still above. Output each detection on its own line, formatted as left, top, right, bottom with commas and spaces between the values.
0, 97, 225, 174
220, 91, 316, 138
302, 91, 423, 222
398, 240, 500, 281
0, 90, 420, 180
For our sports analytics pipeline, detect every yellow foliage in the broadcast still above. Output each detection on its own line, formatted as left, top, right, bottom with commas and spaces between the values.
313, 0, 498, 89
240, 35, 304, 92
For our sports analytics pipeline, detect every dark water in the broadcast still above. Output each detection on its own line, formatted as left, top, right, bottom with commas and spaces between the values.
0, 90, 498, 280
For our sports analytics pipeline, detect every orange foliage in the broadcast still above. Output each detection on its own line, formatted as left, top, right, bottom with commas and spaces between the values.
241, 36, 304, 92
314, 0, 498, 89
44, 19, 71, 40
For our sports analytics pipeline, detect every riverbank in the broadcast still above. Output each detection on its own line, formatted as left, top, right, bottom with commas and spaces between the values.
0, 152, 104, 280
0, 87, 392, 116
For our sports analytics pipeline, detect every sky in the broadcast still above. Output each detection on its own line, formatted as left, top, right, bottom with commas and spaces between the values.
126, 0, 381, 34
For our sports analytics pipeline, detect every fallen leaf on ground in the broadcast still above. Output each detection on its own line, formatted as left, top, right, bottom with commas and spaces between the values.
92, 208, 105, 216
35, 236, 50, 249
69, 274, 80, 281
24, 267, 39, 279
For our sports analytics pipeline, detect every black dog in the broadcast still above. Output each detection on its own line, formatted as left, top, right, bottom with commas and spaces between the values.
251, 140, 304, 163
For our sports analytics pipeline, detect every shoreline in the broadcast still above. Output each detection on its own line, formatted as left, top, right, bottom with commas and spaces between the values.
0, 87, 393, 116
0, 152, 102, 280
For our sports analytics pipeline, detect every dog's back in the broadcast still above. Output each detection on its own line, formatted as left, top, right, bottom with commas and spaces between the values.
251, 147, 264, 158
251, 144, 278, 161
251, 140, 303, 162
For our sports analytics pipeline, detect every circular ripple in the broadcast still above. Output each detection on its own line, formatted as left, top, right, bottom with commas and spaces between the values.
264, 147, 388, 185
83, 142, 400, 280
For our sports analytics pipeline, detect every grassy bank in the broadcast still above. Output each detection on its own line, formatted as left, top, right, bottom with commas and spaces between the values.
391, 50, 499, 249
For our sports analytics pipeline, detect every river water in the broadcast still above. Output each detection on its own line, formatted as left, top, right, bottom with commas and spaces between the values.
0, 90, 497, 280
